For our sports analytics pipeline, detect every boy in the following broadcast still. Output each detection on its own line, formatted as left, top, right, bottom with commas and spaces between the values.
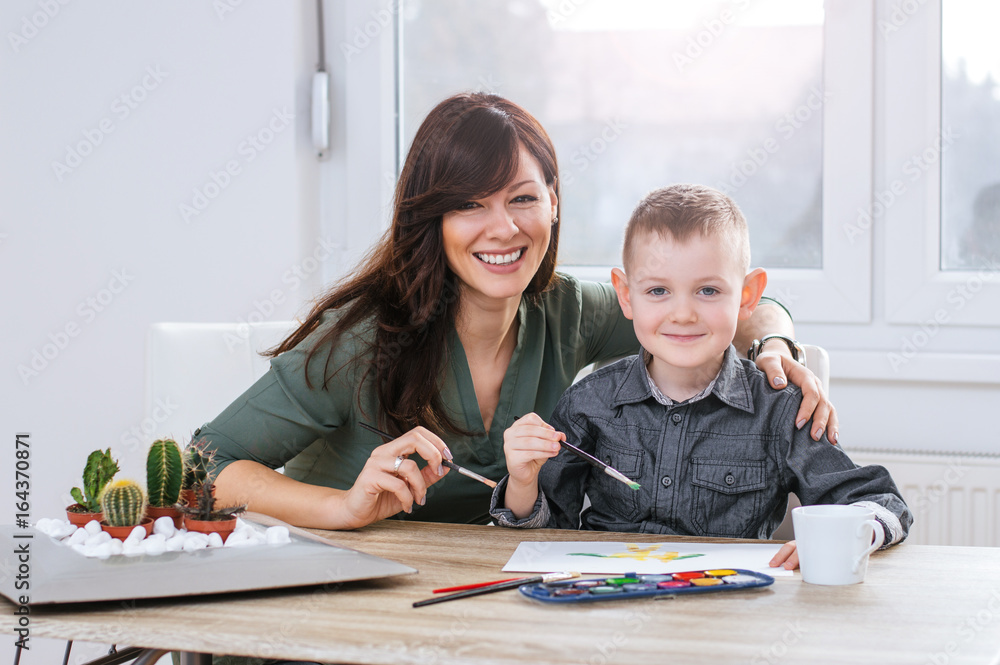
490, 184, 911, 568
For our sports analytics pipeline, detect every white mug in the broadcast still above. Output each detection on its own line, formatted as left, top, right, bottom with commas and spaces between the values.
791, 504, 884, 585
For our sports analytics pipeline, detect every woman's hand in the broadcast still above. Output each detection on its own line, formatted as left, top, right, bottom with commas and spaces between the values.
502, 413, 565, 518
769, 540, 799, 570
337, 426, 451, 529
754, 351, 839, 444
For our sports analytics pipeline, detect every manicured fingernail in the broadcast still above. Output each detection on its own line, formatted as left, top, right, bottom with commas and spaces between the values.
404, 505, 412, 514
773, 377, 785, 387
418, 495, 426, 506
437, 464, 445, 476
442, 446, 454, 460
796, 419, 806, 430
813, 428, 824, 441
831, 431, 839, 444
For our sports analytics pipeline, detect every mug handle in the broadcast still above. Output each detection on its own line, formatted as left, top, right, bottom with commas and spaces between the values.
852, 519, 885, 573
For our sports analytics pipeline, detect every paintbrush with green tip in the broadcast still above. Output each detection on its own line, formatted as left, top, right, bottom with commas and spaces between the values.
515, 415, 641, 491
558, 439, 641, 490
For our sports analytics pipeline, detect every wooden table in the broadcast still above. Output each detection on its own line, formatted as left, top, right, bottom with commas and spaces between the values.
3, 521, 1000, 665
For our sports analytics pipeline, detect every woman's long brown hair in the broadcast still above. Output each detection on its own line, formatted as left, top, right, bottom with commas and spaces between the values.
268, 92, 561, 436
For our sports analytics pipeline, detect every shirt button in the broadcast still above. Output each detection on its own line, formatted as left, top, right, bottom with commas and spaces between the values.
671, 413, 682, 424
604, 456, 613, 465
661, 475, 672, 488
725, 474, 736, 486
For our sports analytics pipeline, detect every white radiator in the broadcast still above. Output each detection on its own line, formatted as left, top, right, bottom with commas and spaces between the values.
849, 450, 1000, 547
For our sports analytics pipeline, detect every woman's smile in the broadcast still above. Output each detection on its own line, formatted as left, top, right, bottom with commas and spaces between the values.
442, 145, 557, 302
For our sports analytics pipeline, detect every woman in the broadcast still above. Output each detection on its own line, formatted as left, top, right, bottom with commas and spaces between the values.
201, 92, 835, 529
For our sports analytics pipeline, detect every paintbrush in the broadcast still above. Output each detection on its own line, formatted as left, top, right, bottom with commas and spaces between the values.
514, 415, 641, 491
558, 439, 641, 490
358, 422, 498, 488
413, 572, 579, 607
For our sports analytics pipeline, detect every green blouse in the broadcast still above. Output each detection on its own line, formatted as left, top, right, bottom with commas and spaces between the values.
196, 274, 639, 525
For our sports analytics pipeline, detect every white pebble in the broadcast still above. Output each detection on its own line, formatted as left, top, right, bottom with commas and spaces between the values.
207, 532, 224, 548
122, 541, 145, 556
51, 522, 77, 540
85, 531, 112, 547
108, 539, 124, 555
89, 542, 113, 558
125, 526, 147, 544
265, 526, 290, 544
34, 518, 56, 535
144, 534, 167, 556
67, 528, 89, 546
153, 516, 177, 537
84, 520, 102, 535
223, 529, 251, 547
165, 533, 186, 552
182, 537, 208, 551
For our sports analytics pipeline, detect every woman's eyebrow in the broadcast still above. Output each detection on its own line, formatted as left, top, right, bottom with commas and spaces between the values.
506, 179, 539, 191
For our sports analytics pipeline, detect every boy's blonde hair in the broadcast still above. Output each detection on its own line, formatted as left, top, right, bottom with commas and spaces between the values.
622, 184, 750, 274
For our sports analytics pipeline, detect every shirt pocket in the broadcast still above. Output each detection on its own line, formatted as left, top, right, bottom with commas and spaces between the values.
689, 458, 767, 538
590, 435, 644, 522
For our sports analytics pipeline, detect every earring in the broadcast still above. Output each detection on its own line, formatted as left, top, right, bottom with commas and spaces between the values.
551, 216, 559, 225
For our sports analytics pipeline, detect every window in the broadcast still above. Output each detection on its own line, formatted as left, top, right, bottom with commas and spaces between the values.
399, 0, 875, 322
403, 0, 825, 269
940, 1, 1000, 271
883, 0, 1000, 327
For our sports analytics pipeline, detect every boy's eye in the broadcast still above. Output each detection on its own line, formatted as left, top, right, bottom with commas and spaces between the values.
699, 287, 720, 296
648, 287, 667, 296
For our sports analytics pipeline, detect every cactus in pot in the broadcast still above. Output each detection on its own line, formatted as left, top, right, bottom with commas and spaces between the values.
182, 441, 213, 494
69, 448, 120, 514
147, 438, 183, 508
100, 479, 146, 527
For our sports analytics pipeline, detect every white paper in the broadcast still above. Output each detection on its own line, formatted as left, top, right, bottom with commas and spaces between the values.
503, 541, 794, 577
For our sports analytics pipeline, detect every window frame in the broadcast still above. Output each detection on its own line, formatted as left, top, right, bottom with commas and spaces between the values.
882, 0, 1000, 327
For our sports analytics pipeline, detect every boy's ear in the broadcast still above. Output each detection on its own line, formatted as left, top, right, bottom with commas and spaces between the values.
610, 268, 634, 320
738, 268, 767, 321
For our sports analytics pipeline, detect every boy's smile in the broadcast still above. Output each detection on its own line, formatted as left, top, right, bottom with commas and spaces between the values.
611, 230, 765, 401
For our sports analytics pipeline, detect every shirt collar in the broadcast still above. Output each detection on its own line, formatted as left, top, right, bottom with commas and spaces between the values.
610, 345, 755, 414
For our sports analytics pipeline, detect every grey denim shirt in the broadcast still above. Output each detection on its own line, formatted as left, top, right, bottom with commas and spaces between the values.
490, 347, 912, 546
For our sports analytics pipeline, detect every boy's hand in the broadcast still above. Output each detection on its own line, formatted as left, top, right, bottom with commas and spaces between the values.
503, 413, 565, 487
769, 540, 800, 570
502, 414, 565, 519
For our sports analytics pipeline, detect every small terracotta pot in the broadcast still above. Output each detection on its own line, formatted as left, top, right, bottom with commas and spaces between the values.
146, 505, 183, 529
182, 515, 236, 543
179, 484, 216, 507
101, 517, 154, 540
66, 504, 102, 527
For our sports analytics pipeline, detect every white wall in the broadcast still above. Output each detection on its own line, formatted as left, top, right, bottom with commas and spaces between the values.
1, 2, 327, 662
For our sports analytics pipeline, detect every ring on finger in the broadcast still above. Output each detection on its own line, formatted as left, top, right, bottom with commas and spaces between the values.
392, 455, 406, 475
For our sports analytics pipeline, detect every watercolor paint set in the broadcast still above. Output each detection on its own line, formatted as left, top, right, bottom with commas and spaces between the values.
518, 569, 774, 604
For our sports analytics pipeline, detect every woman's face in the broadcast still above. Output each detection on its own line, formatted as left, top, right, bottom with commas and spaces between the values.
441, 145, 557, 306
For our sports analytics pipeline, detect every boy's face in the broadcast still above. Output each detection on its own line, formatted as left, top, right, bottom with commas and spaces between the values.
611, 230, 765, 384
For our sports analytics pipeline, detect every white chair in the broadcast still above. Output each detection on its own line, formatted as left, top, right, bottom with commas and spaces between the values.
144, 321, 299, 442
